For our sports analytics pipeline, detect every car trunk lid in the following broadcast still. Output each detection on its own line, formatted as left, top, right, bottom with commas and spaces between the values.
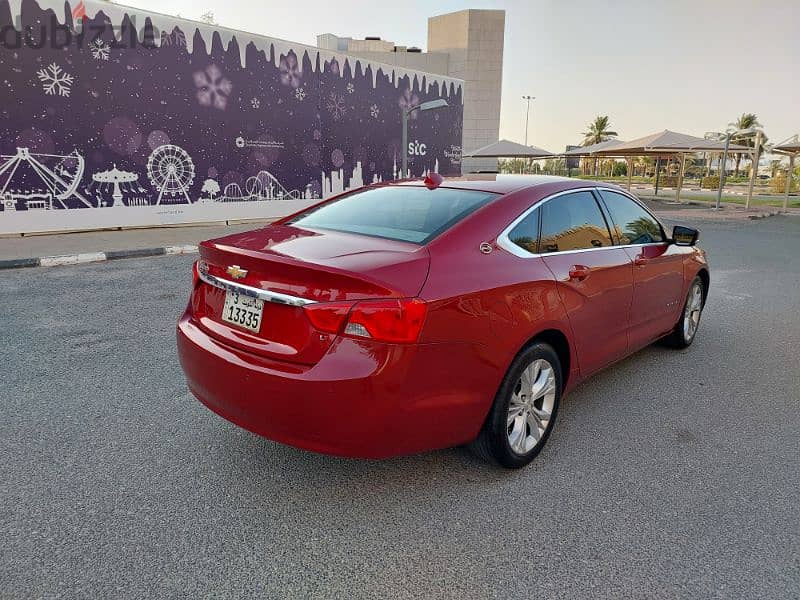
191, 224, 430, 364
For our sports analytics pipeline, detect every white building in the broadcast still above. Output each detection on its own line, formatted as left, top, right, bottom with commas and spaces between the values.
318, 9, 505, 173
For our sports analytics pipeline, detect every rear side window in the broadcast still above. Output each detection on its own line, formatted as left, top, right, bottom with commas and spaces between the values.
539, 191, 613, 253
599, 190, 665, 244
508, 209, 540, 254
288, 186, 498, 244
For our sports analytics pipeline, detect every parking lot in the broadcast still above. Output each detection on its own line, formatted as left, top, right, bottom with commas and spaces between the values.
2, 215, 799, 599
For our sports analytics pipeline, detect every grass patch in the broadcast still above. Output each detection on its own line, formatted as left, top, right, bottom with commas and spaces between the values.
643, 192, 799, 208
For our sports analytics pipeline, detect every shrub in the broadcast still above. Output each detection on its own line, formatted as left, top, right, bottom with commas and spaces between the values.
657, 176, 679, 187
701, 176, 720, 189
770, 172, 798, 194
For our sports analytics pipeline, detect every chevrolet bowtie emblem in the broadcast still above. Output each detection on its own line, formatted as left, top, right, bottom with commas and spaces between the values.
226, 265, 248, 279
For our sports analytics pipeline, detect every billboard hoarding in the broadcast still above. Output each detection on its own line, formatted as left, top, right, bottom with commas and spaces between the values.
0, 0, 464, 234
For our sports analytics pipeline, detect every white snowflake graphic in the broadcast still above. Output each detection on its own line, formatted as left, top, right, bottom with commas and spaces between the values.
193, 64, 232, 110
295, 87, 306, 101
279, 52, 302, 89
36, 62, 73, 97
326, 92, 345, 121
251, 97, 260, 109
370, 104, 380, 118
346, 82, 354, 94
89, 39, 110, 61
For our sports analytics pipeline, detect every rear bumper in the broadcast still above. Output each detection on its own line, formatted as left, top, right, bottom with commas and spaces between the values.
176, 311, 496, 458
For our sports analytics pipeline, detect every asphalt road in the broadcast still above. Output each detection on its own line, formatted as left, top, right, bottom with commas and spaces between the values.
1, 216, 798, 599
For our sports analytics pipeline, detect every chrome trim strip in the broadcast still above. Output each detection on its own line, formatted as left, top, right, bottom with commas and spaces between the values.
198, 271, 317, 306
496, 186, 667, 259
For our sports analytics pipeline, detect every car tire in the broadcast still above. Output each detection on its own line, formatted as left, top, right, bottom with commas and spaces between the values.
664, 276, 705, 349
470, 342, 562, 468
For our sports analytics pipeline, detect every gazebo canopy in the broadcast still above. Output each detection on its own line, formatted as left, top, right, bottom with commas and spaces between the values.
464, 139, 553, 158
772, 135, 798, 212
592, 129, 750, 156
563, 139, 626, 157
773, 135, 800, 155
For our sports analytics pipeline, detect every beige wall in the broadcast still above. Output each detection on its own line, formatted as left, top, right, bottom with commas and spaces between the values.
428, 9, 504, 173
342, 50, 450, 76
318, 9, 505, 174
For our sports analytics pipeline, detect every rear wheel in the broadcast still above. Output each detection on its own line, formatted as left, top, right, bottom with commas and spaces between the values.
470, 343, 562, 468
664, 276, 705, 349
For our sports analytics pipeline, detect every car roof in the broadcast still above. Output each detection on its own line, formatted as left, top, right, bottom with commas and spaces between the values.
392, 174, 580, 195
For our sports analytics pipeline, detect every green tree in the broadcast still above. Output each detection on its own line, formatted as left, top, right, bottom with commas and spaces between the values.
730, 113, 765, 177
582, 116, 617, 175
582, 115, 618, 146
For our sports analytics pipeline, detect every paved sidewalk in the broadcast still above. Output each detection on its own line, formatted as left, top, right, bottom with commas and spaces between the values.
1, 199, 796, 269
0, 221, 272, 262
640, 196, 799, 222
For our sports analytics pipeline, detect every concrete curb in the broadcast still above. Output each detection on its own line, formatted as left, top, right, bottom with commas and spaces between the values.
0, 245, 198, 270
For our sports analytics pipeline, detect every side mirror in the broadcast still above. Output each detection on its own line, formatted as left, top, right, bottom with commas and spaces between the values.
672, 225, 699, 246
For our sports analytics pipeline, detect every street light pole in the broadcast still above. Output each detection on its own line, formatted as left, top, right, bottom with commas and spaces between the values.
522, 95, 534, 146
401, 109, 408, 178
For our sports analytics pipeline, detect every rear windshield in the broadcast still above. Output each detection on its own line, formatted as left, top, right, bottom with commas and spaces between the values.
287, 186, 498, 244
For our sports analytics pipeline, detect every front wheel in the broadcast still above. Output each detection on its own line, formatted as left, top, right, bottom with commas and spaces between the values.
470, 343, 562, 468
665, 276, 705, 348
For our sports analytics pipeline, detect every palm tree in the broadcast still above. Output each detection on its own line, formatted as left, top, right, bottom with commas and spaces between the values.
730, 113, 763, 177
634, 156, 648, 177
581, 116, 618, 175
582, 115, 618, 146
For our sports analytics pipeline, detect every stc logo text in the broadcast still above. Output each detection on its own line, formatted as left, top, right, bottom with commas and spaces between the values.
408, 140, 427, 156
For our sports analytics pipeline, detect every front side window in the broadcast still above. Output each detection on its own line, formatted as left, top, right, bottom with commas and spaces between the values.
539, 191, 613, 253
288, 186, 498, 244
599, 190, 665, 244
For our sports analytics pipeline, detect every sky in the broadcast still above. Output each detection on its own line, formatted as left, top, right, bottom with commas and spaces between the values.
121, 0, 800, 152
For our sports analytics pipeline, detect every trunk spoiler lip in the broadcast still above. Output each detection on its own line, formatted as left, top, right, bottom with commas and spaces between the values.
199, 239, 431, 301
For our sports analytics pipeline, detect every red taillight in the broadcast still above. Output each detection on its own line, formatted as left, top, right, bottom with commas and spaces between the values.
303, 298, 427, 343
303, 301, 355, 334
192, 260, 200, 288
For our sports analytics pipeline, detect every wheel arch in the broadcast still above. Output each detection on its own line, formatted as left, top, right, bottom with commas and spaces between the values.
518, 327, 573, 391
696, 267, 710, 306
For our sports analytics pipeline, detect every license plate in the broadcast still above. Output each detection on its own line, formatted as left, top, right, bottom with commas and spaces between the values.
221, 291, 264, 333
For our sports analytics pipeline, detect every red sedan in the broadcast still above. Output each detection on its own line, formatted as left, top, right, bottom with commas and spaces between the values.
177, 175, 709, 468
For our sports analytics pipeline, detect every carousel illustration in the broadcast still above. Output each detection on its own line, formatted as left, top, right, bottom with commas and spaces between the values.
0, 147, 91, 211
91, 165, 144, 207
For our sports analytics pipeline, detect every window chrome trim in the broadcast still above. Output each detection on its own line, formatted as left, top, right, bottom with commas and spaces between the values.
496, 186, 667, 259
595, 187, 670, 241
198, 270, 317, 306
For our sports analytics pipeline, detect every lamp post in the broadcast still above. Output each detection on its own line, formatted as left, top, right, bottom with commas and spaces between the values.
401, 99, 449, 178
522, 95, 535, 146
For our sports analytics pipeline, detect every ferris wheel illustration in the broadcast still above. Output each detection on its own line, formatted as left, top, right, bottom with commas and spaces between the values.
146, 144, 195, 204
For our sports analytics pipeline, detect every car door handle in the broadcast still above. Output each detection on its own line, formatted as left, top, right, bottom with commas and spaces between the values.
634, 255, 649, 266
568, 265, 590, 281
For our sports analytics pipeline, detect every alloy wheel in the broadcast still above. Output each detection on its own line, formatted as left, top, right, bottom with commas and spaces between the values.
683, 281, 703, 342
506, 358, 557, 455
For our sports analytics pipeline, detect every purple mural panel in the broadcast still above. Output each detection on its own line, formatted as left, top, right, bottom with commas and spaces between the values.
0, 0, 464, 233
